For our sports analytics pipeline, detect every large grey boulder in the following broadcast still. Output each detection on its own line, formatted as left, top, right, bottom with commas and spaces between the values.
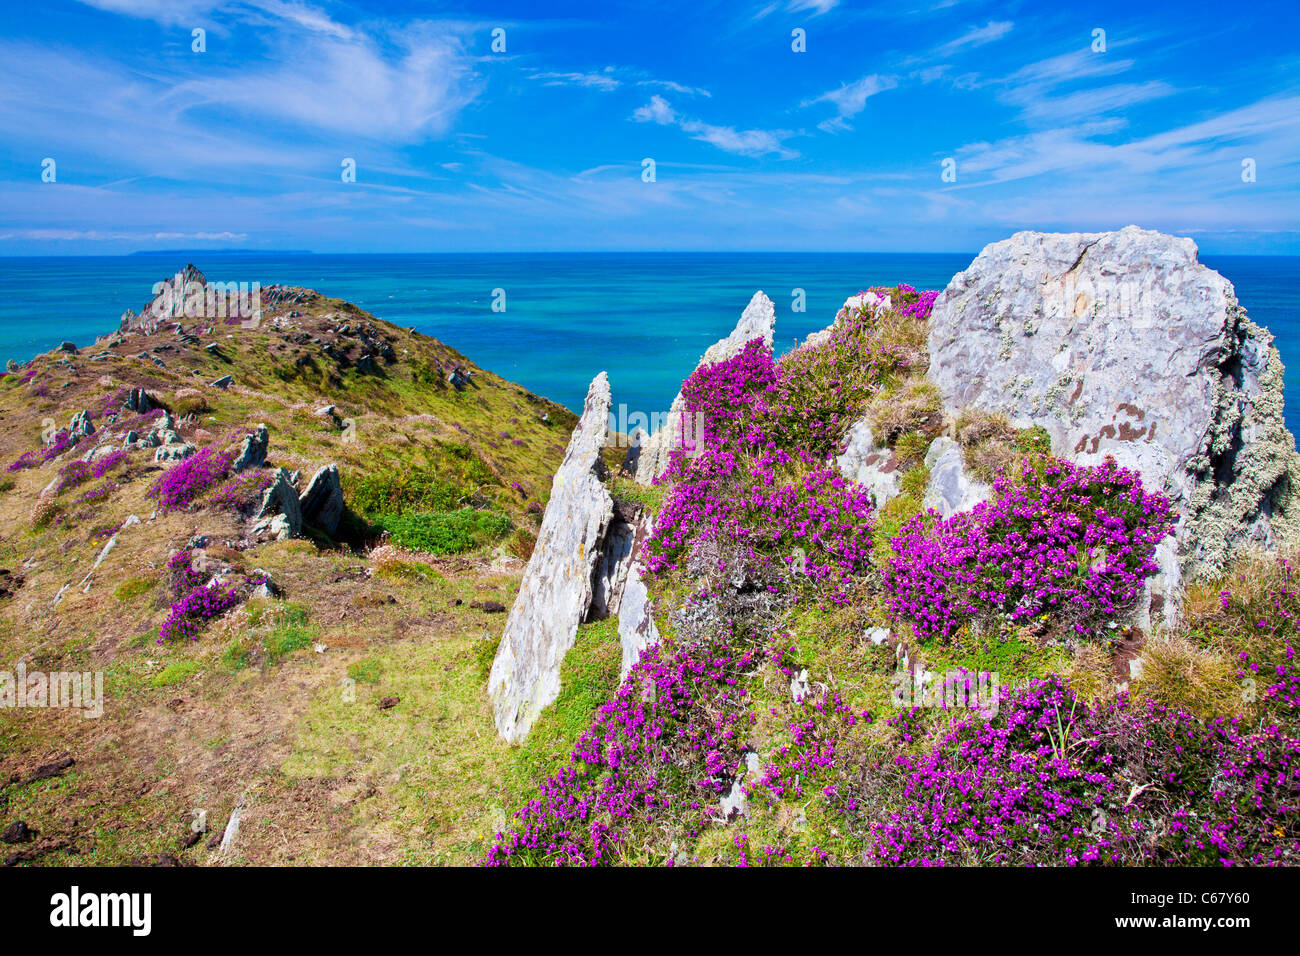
927, 225, 1300, 611
634, 291, 776, 484
489, 373, 616, 743
836, 420, 903, 508
298, 464, 343, 535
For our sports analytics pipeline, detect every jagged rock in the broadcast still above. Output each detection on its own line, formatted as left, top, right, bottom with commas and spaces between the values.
489, 373, 615, 743
621, 427, 648, 476
124, 387, 153, 413
233, 424, 269, 472
355, 354, 376, 374
210, 375, 233, 389
927, 226, 1300, 616
58, 341, 78, 354
921, 437, 991, 519
68, 410, 94, 440
298, 464, 343, 535
635, 291, 776, 484
836, 420, 902, 507
154, 443, 197, 463
589, 501, 647, 620
448, 368, 469, 389
122, 265, 206, 331
253, 468, 302, 540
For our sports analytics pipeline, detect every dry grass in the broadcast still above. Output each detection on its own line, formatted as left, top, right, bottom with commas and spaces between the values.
1132, 632, 1241, 720
867, 377, 943, 444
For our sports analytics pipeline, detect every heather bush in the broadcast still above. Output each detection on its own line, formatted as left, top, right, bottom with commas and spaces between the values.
858, 676, 1298, 866
207, 468, 275, 513
148, 447, 232, 511
885, 455, 1174, 641
487, 624, 762, 866
55, 460, 93, 493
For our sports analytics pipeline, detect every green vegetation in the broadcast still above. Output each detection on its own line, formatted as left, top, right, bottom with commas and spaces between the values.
373, 509, 511, 555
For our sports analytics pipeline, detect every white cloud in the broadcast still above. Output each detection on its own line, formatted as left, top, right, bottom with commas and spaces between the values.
169, 24, 481, 140
805, 74, 899, 132
638, 79, 711, 98
934, 20, 1013, 57
529, 70, 621, 92
632, 97, 797, 158
633, 95, 677, 125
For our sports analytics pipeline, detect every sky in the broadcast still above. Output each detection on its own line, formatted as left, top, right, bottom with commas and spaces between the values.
0, 0, 1297, 255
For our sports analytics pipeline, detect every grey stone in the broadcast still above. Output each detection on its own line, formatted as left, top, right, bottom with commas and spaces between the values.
635, 291, 776, 484
719, 752, 762, 820
617, 562, 660, 679
254, 468, 302, 539
927, 226, 1300, 615
298, 464, 343, 535
489, 372, 615, 743
124, 388, 153, 413
154, 443, 197, 463
922, 436, 991, 519
69, 410, 94, 439
836, 420, 903, 508
233, 424, 269, 472
210, 375, 233, 389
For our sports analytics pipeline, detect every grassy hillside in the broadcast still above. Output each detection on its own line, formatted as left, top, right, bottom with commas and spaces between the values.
0, 284, 603, 865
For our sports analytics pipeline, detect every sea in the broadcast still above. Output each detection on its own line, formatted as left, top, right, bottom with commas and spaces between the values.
0, 253, 1297, 438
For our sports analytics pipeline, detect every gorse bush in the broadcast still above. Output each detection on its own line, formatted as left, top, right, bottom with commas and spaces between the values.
884, 455, 1174, 641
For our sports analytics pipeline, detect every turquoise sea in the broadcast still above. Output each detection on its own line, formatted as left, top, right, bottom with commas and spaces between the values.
0, 253, 1297, 436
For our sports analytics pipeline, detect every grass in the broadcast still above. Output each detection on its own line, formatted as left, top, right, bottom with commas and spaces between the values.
373, 509, 512, 555
153, 660, 201, 687
262, 603, 317, 664
114, 576, 156, 602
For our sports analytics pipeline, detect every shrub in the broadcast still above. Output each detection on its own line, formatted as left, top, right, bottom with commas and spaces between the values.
884, 455, 1174, 641
375, 509, 511, 554
861, 676, 1299, 866
148, 447, 232, 511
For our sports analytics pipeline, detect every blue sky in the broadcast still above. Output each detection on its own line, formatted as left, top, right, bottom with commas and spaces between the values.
0, 0, 1297, 254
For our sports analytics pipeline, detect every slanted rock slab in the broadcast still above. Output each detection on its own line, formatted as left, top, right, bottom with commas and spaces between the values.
489, 372, 615, 743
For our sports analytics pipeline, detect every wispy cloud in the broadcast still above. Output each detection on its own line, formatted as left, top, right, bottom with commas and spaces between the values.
529, 69, 621, 92
934, 20, 1013, 57
804, 74, 899, 133
631, 96, 797, 158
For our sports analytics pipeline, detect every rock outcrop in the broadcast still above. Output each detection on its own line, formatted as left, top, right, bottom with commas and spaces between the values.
927, 225, 1300, 613
921, 436, 990, 519
298, 464, 343, 535
489, 373, 616, 743
835, 420, 902, 508
634, 291, 776, 485
233, 424, 269, 472
253, 468, 302, 541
